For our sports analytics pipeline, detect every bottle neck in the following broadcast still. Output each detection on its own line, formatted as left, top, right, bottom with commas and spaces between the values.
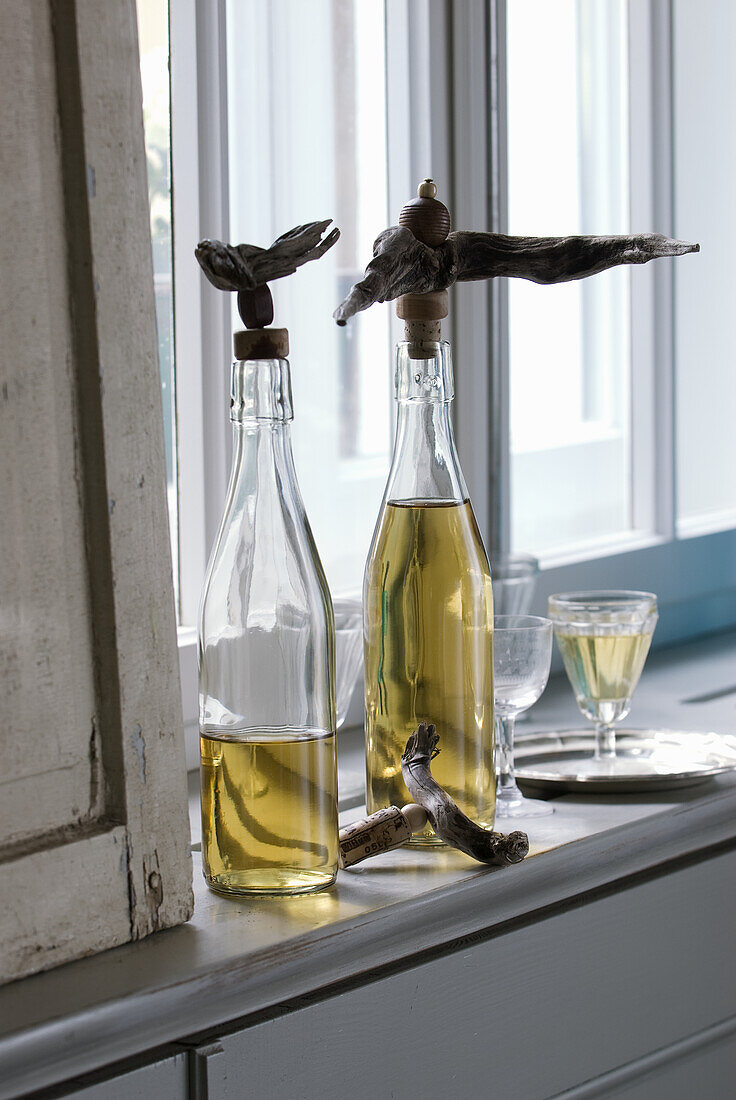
385, 341, 467, 503
226, 357, 299, 503
230, 357, 293, 424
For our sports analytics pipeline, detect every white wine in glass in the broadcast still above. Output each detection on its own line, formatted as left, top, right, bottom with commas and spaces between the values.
549, 591, 658, 761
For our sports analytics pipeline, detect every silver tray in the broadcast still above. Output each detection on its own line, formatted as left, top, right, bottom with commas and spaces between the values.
514, 729, 736, 794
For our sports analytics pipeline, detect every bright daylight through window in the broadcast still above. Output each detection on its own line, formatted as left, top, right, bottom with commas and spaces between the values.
507, 0, 630, 560
226, 0, 392, 599
138, 0, 391, 611
136, 0, 736, 649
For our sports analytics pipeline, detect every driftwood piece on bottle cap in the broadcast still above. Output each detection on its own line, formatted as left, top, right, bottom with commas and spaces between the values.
333, 194, 700, 326
195, 221, 340, 293
402, 723, 530, 866
195, 220, 340, 348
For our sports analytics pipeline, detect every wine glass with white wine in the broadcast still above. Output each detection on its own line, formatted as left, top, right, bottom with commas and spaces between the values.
547, 591, 658, 772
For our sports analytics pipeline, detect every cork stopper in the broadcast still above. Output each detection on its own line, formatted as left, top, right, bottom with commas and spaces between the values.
397, 180, 451, 353
338, 804, 429, 868
234, 327, 289, 361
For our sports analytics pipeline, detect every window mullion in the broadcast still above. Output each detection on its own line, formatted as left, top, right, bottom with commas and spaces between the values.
170, 0, 232, 629
170, 0, 206, 628
384, 0, 413, 357
628, 0, 658, 539
629, 0, 676, 543
448, 0, 505, 553
487, 0, 510, 557
194, 0, 232, 558
650, 0, 677, 541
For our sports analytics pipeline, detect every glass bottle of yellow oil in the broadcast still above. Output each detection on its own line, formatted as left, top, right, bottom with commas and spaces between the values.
198, 313, 337, 896
362, 182, 494, 842
364, 335, 495, 842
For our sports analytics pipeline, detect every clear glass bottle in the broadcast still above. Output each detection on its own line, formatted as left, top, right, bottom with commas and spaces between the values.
363, 341, 495, 843
199, 355, 338, 895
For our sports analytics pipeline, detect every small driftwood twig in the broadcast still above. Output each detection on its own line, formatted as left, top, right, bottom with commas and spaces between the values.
402, 723, 529, 866
334, 227, 699, 324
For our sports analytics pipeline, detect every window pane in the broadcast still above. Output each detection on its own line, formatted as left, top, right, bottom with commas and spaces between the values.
137, 0, 179, 607
674, 0, 736, 533
506, 0, 631, 558
226, 0, 392, 596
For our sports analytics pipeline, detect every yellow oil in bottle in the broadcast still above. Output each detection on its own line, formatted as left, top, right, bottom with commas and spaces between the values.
364, 499, 495, 843
200, 727, 338, 895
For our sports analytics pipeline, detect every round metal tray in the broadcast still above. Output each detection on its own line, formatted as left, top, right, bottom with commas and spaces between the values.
514, 729, 736, 794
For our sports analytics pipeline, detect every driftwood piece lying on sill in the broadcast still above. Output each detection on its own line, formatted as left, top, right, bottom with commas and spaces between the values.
195, 220, 340, 293
402, 723, 529, 866
333, 226, 699, 325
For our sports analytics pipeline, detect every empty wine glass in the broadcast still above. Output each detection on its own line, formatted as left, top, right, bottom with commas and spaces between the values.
492, 552, 540, 723
334, 596, 363, 729
548, 591, 658, 769
494, 615, 554, 818
491, 552, 540, 615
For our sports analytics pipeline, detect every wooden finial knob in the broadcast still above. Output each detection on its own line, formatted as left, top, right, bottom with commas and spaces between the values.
398, 179, 451, 247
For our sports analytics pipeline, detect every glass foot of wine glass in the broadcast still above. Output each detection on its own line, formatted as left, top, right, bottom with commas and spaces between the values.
495, 786, 553, 819
493, 615, 555, 821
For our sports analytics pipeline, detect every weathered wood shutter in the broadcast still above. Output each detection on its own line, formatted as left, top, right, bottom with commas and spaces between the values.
0, 0, 193, 984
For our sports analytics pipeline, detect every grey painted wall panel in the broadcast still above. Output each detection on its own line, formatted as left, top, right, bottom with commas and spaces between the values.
44, 1051, 188, 1100
205, 850, 736, 1100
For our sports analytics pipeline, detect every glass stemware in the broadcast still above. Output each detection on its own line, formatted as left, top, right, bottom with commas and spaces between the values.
334, 596, 363, 730
491, 552, 540, 616
491, 552, 540, 723
494, 615, 554, 819
547, 591, 658, 766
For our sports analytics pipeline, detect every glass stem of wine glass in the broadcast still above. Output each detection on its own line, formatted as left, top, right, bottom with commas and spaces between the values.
595, 722, 616, 760
496, 712, 523, 801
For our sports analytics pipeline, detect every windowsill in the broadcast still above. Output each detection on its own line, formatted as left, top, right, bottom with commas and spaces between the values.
4, 631, 736, 1096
